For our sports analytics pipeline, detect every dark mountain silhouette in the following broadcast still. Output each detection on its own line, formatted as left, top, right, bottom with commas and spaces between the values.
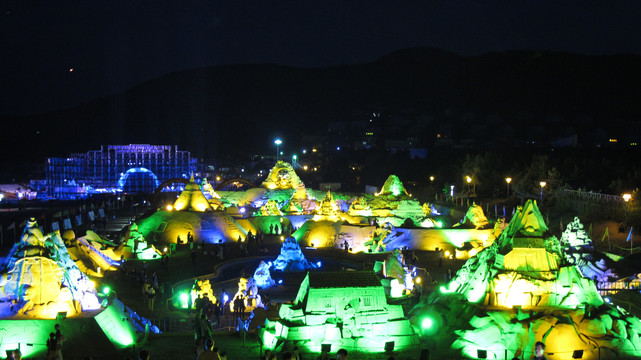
3, 47, 641, 167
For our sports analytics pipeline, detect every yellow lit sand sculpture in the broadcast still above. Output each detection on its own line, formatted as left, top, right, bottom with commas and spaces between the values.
414, 200, 641, 359
454, 203, 490, 229
201, 178, 221, 199
0, 219, 160, 358
137, 178, 251, 244
192, 279, 217, 304
260, 200, 284, 216
229, 277, 262, 313
261, 161, 302, 190
0, 219, 101, 319
67, 230, 122, 277
312, 190, 341, 221
174, 174, 213, 212
348, 196, 373, 217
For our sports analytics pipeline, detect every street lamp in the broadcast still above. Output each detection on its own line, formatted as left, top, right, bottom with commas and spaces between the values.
429, 176, 435, 182
505, 177, 512, 197
274, 139, 282, 161
465, 175, 475, 197
623, 193, 632, 226
539, 181, 547, 203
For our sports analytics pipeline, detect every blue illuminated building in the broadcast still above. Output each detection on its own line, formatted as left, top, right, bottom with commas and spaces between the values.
46, 144, 196, 198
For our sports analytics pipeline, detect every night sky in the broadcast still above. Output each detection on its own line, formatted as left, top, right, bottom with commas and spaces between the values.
2, 1, 641, 116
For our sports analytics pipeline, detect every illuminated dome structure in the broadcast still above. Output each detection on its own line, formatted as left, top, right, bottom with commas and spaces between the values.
416, 200, 641, 359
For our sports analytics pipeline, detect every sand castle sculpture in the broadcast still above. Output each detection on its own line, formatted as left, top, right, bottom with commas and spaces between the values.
312, 190, 341, 221
260, 271, 418, 352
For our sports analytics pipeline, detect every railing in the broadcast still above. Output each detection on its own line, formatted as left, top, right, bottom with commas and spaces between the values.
561, 189, 625, 203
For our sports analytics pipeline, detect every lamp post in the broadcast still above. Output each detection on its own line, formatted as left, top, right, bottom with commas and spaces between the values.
539, 181, 547, 203
465, 175, 474, 196
505, 177, 512, 198
623, 193, 632, 227
274, 139, 282, 161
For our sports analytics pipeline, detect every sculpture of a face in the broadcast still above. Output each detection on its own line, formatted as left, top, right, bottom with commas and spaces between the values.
277, 169, 290, 186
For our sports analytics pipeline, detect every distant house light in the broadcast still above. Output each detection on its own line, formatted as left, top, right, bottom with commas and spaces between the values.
609, 139, 618, 143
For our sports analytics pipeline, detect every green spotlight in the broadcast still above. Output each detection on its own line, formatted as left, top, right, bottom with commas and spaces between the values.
436, 221, 443, 228
419, 312, 442, 336
179, 292, 190, 309
421, 317, 434, 330
102, 286, 111, 295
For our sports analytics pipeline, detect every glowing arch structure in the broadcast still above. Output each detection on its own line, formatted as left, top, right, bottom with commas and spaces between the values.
215, 178, 257, 191
150, 178, 190, 206
117, 167, 160, 192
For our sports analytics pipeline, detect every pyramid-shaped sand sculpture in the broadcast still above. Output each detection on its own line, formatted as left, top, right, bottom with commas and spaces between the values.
260, 271, 418, 352
417, 200, 641, 359
0, 218, 101, 318
173, 174, 213, 212
312, 190, 341, 221
261, 161, 302, 190
377, 175, 409, 197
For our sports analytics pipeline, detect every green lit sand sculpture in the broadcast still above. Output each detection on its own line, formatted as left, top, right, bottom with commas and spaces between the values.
414, 200, 641, 359
260, 271, 418, 353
